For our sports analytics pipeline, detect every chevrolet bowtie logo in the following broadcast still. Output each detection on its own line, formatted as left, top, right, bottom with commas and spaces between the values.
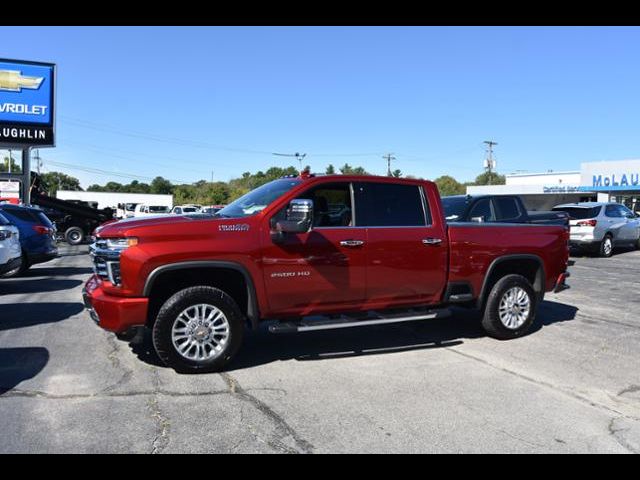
0, 70, 44, 92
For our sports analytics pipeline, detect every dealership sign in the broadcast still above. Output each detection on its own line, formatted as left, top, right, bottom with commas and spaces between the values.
580, 160, 640, 191
0, 59, 55, 147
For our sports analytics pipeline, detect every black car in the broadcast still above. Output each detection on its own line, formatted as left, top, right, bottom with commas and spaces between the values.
441, 195, 569, 226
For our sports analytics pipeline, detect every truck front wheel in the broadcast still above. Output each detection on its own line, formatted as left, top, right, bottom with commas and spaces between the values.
481, 274, 537, 340
152, 286, 245, 373
65, 227, 85, 246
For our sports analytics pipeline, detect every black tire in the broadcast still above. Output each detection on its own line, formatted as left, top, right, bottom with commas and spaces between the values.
1, 253, 29, 278
481, 274, 538, 340
599, 234, 614, 258
152, 286, 244, 373
65, 227, 85, 246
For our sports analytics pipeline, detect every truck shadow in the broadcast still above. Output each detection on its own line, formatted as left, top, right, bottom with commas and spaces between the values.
22, 267, 94, 277
0, 303, 84, 331
0, 279, 83, 295
130, 300, 578, 372
0, 347, 50, 395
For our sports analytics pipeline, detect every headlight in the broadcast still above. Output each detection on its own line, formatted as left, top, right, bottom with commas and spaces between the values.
105, 237, 138, 250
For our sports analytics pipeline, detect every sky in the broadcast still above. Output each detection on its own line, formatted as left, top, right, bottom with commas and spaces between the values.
3, 26, 640, 188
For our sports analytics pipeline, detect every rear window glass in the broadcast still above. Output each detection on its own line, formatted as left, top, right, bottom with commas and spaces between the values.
552, 206, 601, 220
1, 208, 35, 223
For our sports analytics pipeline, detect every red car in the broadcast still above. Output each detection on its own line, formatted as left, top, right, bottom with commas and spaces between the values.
84, 174, 570, 372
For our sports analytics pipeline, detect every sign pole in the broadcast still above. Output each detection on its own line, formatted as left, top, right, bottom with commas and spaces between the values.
21, 147, 31, 205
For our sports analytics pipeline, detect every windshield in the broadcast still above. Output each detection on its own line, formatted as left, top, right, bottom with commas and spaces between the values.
217, 178, 302, 218
149, 206, 169, 213
552, 206, 601, 220
125, 204, 138, 211
441, 196, 471, 221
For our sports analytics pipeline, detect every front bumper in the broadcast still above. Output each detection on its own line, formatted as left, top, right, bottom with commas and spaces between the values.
83, 275, 149, 333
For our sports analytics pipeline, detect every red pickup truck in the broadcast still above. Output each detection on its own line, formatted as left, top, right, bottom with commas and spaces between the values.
84, 174, 570, 373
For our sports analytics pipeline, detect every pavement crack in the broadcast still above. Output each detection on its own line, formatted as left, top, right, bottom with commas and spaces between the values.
445, 347, 640, 422
100, 334, 134, 394
147, 397, 171, 454
0, 388, 230, 400
618, 385, 640, 397
608, 417, 639, 454
220, 372, 314, 454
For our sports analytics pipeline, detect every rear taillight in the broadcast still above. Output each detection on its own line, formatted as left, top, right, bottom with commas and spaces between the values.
32, 225, 51, 235
576, 219, 597, 227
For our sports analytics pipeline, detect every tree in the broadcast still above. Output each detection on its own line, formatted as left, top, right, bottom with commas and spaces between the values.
326, 164, 336, 174
391, 169, 403, 178
339, 164, 369, 175
0, 156, 22, 173
434, 175, 465, 196
40, 172, 83, 196
150, 176, 174, 195
473, 171, 506, 186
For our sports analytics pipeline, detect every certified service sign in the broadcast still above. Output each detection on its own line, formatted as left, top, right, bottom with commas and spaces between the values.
0, 59, 55, 147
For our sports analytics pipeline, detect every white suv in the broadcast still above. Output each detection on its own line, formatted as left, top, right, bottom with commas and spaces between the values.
0, 212, 22, 276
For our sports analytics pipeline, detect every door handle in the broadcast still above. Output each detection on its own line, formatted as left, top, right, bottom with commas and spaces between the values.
422, 238, 443, 245
340, 240, 365, 247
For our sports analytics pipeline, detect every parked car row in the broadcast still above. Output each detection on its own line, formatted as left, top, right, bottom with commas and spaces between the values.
0, 204, 58, 277
441, 194, 640, 258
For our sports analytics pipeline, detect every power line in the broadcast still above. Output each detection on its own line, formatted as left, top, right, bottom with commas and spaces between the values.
42, 158, 190, 184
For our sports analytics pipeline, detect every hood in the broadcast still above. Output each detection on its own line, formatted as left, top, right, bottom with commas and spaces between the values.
94, 214, 256, 240
96, 214, 209, 237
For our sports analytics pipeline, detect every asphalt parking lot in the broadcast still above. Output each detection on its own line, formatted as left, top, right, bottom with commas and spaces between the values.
0, 244, 639, 453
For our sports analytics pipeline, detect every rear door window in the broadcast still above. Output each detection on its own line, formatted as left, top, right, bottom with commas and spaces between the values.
493, 197, 522, 222
468, 198, 495, 222
605, 205, 623, 218
354, 182, 428, 227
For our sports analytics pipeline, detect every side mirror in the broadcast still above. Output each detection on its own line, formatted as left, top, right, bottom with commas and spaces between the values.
471, 216, 485, 223
276, 199, 314, 234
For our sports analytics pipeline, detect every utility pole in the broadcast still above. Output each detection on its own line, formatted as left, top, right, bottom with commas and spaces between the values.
33, 149, 42, 175
272, 152, 307, 172
383, 153, 396, 176
483, 140, 498, 185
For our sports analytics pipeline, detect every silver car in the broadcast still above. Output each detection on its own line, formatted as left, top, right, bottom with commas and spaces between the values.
552, 202, 640, 257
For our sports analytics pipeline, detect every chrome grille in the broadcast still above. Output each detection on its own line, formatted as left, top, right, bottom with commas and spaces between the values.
90, 241, 122, 286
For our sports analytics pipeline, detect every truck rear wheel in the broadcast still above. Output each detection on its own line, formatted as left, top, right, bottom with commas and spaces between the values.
65, 227, 85, 246
481, 274, 537, 340
152, 286, 244, 373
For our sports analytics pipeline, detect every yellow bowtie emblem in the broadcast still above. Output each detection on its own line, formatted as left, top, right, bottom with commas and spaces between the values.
0, 70, 44, 92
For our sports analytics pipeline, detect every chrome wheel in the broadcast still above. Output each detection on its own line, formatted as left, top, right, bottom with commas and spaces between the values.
603, 237, 613, 256
498, 287, 531, 330
171, 304, 230, 362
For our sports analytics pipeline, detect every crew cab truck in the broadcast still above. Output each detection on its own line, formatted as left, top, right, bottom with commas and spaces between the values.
84, 174, 570, 373
442, 194, 569, 226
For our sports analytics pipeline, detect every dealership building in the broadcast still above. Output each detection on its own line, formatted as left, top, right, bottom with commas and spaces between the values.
467, 159, 640, 213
